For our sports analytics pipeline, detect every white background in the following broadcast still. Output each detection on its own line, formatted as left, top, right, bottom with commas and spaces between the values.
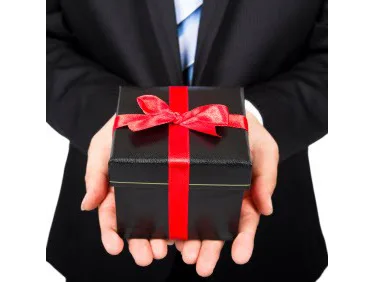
1, 0, 374, 281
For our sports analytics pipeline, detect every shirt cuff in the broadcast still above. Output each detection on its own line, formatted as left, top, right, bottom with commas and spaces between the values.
245, 99, 263, 125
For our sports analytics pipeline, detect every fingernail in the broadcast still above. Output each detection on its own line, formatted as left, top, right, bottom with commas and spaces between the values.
268, 200, 273, 215
167, 240, 175, 246
81, 194, 87, 211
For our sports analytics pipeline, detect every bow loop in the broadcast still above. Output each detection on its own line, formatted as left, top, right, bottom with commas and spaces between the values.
179, 104, 229, 126
137, 95, 170, 114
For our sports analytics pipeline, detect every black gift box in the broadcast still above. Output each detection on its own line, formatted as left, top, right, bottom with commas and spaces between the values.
109, 87, 251, 240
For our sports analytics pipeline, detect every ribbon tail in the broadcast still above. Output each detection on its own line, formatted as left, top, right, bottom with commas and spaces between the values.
183, 122, 221, 137
228, 114, 248, 131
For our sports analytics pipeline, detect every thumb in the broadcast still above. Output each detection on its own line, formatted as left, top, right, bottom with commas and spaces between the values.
82, 167, 109, 211
81, 116, 115, 211
250, 137, 278, 216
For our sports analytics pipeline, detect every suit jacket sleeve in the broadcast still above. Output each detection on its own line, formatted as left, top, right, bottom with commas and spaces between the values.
46, 0, 127, 153
245, 1, 328, 162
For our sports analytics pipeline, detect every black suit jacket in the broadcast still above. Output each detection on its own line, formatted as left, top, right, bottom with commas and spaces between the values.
46, 0, 328, 281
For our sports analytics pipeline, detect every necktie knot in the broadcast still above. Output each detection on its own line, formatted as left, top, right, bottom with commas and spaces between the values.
176, 0, 203, 85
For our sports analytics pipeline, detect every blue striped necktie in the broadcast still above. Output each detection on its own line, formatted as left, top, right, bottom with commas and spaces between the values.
174, 0, 203, 85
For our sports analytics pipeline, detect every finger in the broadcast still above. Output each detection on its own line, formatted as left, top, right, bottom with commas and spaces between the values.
196, 240, 224, 277
251, 140, 278, 215
181, 240, 201, 264
128, 239, 154, 267
150, 239, 168, 260
83, 146, 112, 211
175, 240, 184, 252
231, 192, 260, 264
98, 187, 124, 255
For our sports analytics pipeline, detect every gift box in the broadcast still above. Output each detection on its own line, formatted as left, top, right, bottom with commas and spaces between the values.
109, 86, 251, 240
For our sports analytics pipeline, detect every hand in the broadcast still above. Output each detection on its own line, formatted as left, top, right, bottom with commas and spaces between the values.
81, 112, 279, 276
174, 112, 279, 277
81, 115, 170, 265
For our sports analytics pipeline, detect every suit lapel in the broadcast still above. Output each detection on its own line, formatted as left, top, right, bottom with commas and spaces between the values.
146, 0, 183, 85
194, 0, 230, 85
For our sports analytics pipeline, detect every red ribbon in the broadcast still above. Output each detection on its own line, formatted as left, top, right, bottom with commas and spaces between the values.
113, 86, 248, 239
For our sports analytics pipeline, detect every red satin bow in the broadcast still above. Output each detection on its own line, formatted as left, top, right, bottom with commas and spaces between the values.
114, 95, 248, 136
